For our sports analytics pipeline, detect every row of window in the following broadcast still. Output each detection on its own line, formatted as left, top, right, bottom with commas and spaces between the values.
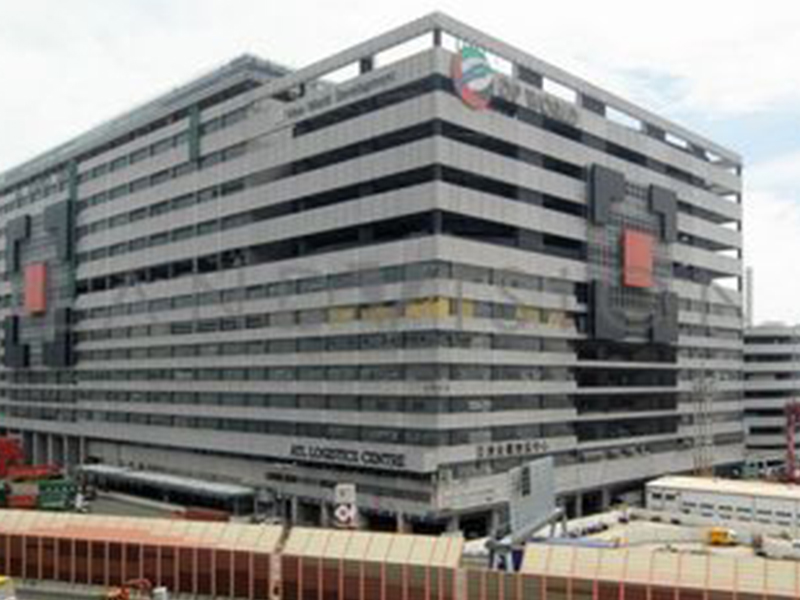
76, 330, 572, 362
74, 259, 574, 322
1, 406, 575, 446
74, 297, 574, 343
72, 210, 586, 296
0, 78, 260, 215
295, 73, 737, 199
73, 363, 572, 383
75, 105, 250, 185
679, 323, 742, 340
672, 501, 800, 527
72, 153, 587, 267
678, 348, 743, 361
677, 298, 741, 319
74, 119, 437, 240
2, 389, 574, 413
75, 141, 248, 215
0, 387, 742, 414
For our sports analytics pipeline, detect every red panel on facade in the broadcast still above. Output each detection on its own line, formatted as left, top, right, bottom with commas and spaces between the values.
622, 229, 654, 288
24, 262, 47, 315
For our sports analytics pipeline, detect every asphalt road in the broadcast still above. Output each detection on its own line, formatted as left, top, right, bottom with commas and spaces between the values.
18, 590, 101, 599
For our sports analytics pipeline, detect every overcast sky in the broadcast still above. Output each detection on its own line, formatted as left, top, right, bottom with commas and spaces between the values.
1, 0, 797, 324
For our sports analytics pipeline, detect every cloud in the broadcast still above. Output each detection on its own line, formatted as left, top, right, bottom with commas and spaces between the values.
745, 152, 800, 324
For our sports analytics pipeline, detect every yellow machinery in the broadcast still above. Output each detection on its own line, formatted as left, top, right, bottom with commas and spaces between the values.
708, 527, 737, 546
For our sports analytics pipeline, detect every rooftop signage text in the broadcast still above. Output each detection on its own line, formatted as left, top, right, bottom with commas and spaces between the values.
283, 71, 398, 121
289, 443, 407, 469
452, 45, 580, 126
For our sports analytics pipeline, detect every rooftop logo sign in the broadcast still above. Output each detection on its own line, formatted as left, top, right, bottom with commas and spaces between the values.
451, 46, 580, 126
452, 46, 495, 110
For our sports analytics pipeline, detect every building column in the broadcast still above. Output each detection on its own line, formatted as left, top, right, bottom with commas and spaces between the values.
46, 434, 54, 465
33, 432, 47, 466
397, 512, 412, 534
601, 488, 612, 511
574, 493, 584, 518
320, 502, 330, 528
22, 431, 34, 464
446, 516, 460, 534
488, 509, 502, 537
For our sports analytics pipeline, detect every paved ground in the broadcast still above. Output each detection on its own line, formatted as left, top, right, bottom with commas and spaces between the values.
88, 494, 176, 519
17, 587, 101, 599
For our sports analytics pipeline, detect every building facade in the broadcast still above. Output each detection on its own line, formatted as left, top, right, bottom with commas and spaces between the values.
744, 324, 800, 469
0, 13, 744, 533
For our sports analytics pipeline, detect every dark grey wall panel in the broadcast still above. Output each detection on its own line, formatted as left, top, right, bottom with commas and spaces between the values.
3, 316, 28, 369
5, 214, 31, 273
590, 280, 627, 341
651, 292, 679, 343
588, 165, 625, 225
649, 185, 677, 243
43, 334, 73, 368
43, 200, 74, 263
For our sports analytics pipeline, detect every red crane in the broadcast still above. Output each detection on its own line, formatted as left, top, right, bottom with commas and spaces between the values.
786, 402, 800, 483
0, 438, 25, 479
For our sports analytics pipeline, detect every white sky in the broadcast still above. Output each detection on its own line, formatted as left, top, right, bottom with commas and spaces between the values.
1, 0, 798, 324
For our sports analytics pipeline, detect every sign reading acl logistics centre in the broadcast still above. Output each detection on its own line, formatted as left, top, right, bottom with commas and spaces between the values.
452, 46, 580, 126
290, 444, 406, 469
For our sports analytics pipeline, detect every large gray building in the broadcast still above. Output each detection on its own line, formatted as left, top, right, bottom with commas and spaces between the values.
0, 13, 744, 533
744, 324, 800, 469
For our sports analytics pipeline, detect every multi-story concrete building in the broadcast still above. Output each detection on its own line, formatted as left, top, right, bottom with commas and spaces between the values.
0, 13, 744, 533
744, 324, 800, 469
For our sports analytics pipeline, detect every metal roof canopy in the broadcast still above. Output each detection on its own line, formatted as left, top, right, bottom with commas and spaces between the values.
283, 527, 463, 569
0, 509, 283, 553
80, 464, 255, 499
522, 544, 800, 597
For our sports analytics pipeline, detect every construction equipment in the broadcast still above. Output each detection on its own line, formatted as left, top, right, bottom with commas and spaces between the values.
0, 437, 76, 511
0, 440, 24, 479
692, 372, 716, 477
707, 527, 737, 546
105, 578, 168, 599
786, 402, 800, 483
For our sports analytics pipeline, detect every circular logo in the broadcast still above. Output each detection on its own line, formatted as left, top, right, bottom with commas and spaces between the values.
452, 46, 495, 110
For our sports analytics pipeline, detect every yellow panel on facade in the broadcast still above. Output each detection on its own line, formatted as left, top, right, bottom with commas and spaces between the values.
361, 303, 398, 321
405, 297, 450, 319
456, 299, 474, 318
517, 305, 540, 322
546, 311, 569, 328
329, 306, 358, 323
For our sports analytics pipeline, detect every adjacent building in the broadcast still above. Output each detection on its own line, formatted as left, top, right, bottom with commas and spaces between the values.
744, 324, 800, 469
0, 13, 744, 534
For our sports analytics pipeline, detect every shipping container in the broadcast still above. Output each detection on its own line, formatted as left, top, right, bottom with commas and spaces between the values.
7, 495, 37, 509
